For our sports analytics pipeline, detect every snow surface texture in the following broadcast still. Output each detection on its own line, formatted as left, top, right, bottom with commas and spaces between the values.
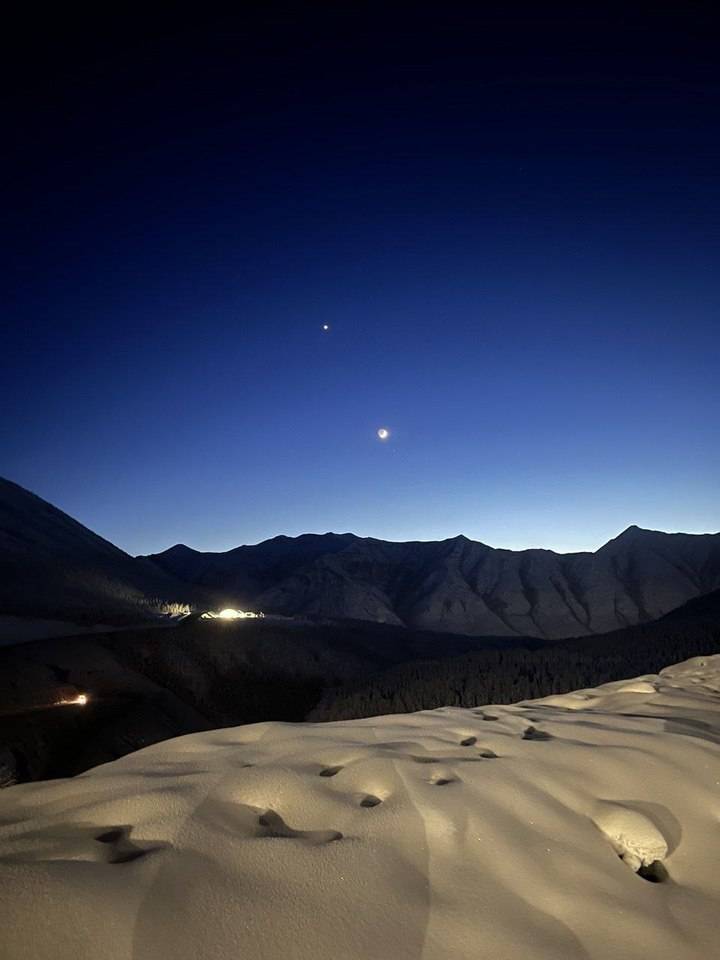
1, 655, 719, 960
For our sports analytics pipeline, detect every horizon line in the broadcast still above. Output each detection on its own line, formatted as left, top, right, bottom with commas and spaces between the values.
141, 524, 720, 560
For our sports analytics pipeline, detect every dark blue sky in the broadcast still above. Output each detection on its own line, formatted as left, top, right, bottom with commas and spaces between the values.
3, 6, 719, 554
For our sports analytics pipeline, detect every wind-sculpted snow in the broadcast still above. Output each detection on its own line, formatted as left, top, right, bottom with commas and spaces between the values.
1, 655, 720, 959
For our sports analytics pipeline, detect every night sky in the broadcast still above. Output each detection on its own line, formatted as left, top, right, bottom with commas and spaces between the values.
3, 6, 719, 555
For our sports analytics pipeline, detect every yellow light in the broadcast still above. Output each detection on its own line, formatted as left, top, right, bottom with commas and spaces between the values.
377, 427, 390, 440
202, 608, 263, 620
218, 608, 242, 620
55, 692, 89, 707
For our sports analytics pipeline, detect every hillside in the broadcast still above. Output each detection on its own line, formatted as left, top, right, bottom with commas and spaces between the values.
1, 654, 719, 960
310, 588, 720, 720
0, 590, 718, 784
0, 477, 210, 628
0, 618, 517, 783
147, 525, 720, 638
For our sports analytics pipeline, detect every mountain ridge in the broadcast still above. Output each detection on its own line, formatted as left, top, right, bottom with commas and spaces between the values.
0, 477, 212, 625
152, 523, 717, 558
146, 524, 720, 638
3, 475, 719, 639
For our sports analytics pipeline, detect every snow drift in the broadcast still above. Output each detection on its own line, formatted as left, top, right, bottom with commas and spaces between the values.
1, 655, 719, 959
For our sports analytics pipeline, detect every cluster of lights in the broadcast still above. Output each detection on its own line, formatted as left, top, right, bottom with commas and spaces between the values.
201, 608, 264, 620
56, 693, 89, 707
219, 608, 243, 620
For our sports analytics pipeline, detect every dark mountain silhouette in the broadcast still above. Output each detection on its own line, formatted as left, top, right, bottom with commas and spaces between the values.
3, 474, 719, 640
0, 477, 209, 626
147, 525, 720, 638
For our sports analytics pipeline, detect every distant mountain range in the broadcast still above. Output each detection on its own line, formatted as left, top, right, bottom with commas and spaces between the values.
147, 526, 720, 638
2, 476, 719, 638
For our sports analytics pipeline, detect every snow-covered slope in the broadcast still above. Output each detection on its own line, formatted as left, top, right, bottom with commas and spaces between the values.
1, 656, 719, 960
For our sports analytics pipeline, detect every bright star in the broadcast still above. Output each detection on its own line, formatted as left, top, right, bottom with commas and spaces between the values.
377, 427, 390, 441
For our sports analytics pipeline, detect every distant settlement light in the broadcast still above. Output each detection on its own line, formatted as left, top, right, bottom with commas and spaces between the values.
218, 608, 242, 620
56, 692, 89, 707
201, 608, 264, 620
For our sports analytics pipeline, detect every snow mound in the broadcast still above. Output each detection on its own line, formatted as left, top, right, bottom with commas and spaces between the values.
1, 654, 720, 959
592, 801, 669, 871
